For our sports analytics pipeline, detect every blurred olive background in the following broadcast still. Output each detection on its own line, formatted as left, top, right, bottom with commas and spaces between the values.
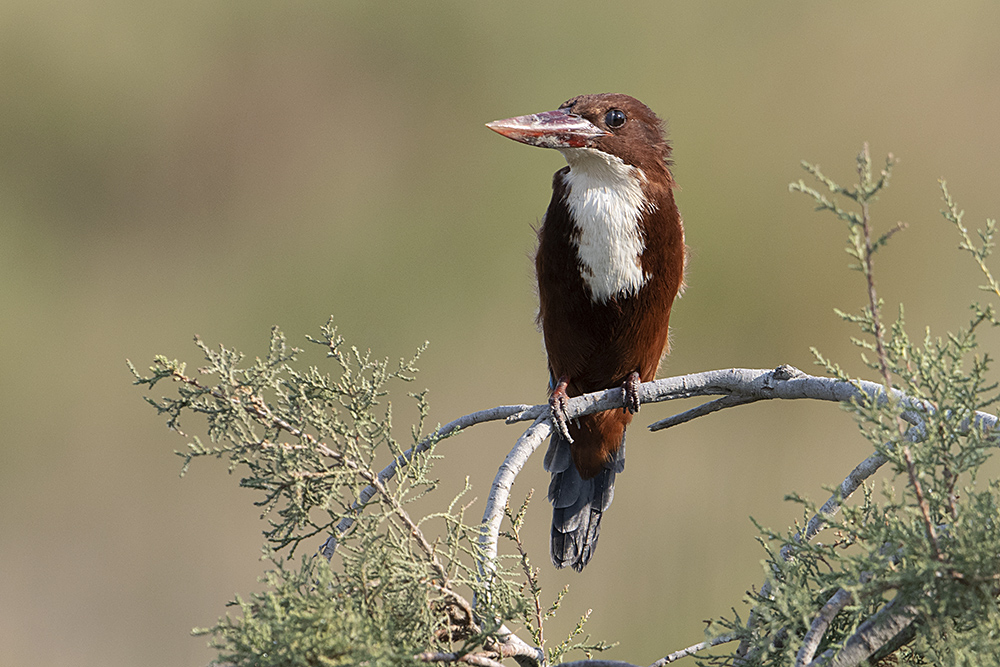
3, 1, 1000, 665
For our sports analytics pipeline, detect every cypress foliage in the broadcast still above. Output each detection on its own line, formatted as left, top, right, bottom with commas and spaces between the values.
134, 147, 1000, 666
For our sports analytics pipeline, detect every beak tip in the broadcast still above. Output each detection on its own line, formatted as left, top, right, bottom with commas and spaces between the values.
485, 118, 520, 142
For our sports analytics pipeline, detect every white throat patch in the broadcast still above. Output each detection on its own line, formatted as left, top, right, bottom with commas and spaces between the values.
559, 147, 651, 302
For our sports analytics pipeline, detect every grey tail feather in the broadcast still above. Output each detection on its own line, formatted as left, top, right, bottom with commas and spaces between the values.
543, 430, 626, 572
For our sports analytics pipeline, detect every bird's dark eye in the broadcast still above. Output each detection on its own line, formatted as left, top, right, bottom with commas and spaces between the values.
605, 109, 626, 129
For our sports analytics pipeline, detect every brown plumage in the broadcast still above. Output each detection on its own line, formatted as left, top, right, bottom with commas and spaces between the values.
488, 94, 686, 570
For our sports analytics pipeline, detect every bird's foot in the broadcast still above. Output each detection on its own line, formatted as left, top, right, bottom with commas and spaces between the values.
549, 376, 573, 442
623, 371, 641, 414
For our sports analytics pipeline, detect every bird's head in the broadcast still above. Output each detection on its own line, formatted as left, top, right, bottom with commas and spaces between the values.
486, 93, 670, 175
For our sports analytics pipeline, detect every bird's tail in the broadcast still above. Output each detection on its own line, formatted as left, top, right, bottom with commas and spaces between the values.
543, 430, 626, 571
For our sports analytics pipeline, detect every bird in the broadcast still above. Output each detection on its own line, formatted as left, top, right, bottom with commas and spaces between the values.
486, 93, 686, 571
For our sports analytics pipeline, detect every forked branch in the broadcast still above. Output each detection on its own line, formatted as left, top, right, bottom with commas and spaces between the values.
328, 363, 997, 666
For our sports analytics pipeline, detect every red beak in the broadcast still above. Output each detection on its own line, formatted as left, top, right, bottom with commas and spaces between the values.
486, 108, 609, 149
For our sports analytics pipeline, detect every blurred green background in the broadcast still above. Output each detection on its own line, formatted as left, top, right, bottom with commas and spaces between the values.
3, 1, 1000, 664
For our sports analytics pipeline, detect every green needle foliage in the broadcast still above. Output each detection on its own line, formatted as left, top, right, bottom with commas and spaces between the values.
707, 147, 1000, 666
133, 145, 1000, 666
130, 321, 604, 666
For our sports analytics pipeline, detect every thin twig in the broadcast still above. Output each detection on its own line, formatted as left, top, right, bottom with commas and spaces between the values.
505, 491, 546, 649
321, 403, 534, 558
648, 394, 760, 431
856, 143, 892, 393
854, 144, 941, 562
649, 633, 738, 665
901, 444, 941, 560
780, 450, 889, 561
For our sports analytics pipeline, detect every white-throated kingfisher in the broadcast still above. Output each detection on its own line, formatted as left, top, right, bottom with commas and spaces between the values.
487, 93, 686, 571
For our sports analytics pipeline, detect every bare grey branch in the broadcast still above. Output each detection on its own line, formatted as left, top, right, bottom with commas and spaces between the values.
796, 588, 853, 667
650, 633, 739, 665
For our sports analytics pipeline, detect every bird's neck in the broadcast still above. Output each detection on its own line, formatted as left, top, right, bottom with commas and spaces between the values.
558, 148, 652, 303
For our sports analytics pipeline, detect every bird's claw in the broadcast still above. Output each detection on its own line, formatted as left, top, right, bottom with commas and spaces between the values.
549, 377, 574, 442
623, 371, 641, 414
